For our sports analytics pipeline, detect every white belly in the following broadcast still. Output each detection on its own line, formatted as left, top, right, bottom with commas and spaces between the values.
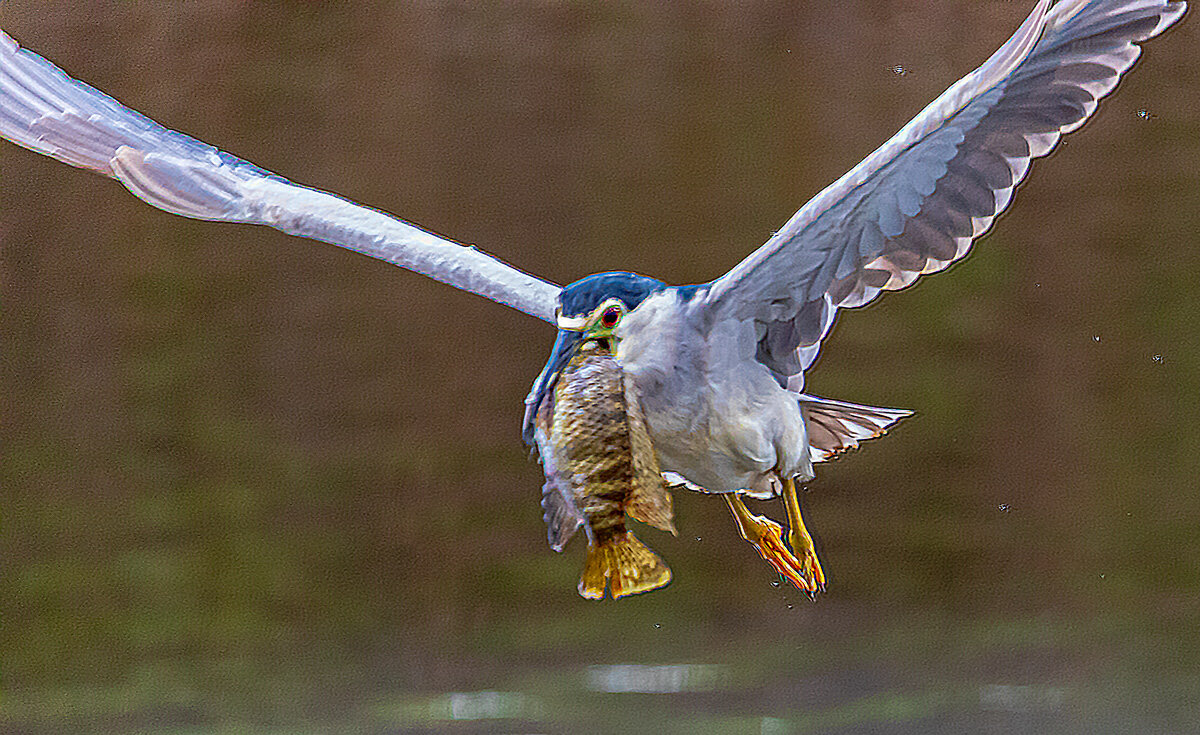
616, 290, 813, 496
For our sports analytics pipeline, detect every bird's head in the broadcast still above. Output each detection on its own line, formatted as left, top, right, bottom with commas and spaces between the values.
522, 272, 666, 444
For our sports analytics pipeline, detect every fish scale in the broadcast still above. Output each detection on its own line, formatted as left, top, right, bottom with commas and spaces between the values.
538, 343, 674, 599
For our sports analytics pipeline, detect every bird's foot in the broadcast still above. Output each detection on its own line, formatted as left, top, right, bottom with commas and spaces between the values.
783, 479, 826, 599
787, 527, 826, 599
724, 495, 821, 595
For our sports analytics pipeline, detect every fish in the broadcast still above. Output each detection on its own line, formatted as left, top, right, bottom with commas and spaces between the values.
534, 340, 676, 599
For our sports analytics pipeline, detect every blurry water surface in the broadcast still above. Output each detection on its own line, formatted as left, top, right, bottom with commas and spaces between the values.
2, 2, 1198, 733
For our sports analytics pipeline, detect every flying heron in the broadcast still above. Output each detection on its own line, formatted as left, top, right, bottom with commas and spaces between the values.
0, 0, 1186, 595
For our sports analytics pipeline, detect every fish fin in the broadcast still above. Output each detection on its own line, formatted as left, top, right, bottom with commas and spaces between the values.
578, 543, 609, 600
624, 377, 677, 534
535, 425, 585, 551
542, 475, 585, 551
578, 531, 672, 600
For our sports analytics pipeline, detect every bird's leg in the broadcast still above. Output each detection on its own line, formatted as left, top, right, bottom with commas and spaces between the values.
723, 493, 816, 593
782, 478, 825, 597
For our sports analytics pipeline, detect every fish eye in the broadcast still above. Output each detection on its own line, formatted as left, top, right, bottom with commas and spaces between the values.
600, 306, 621, 328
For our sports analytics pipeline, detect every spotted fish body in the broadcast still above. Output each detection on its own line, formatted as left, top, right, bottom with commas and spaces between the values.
535, 341, 675, 599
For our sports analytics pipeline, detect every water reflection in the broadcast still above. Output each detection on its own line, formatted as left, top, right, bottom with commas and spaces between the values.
978, 684, 1065, 714
1, 2, 1197, 734
441, 691, 537, 722
586, 663, 727, 693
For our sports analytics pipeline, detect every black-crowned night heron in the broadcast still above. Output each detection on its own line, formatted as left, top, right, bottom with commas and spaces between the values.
0, 0, 1186, 596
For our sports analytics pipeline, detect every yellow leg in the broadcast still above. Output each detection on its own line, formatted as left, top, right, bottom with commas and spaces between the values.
724, 493, 817, 594
782, 478, 825, 597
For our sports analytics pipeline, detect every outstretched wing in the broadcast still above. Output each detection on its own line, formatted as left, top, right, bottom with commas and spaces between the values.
0, 29, 561, 322
703, 0, 1185, 387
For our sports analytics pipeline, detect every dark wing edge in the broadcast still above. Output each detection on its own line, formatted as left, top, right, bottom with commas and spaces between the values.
703, 0, 1186, 386
0, 29, 561, 322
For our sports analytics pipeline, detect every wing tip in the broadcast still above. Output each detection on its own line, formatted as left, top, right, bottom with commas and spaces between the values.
1047, 0, 1189, 40
1158, 2, 1189, 37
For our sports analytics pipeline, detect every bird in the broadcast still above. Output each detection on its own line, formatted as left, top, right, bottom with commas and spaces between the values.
0, 0, 1186, 596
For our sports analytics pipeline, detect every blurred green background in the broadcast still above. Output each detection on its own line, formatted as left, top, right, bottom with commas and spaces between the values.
1, 2, 1197, 733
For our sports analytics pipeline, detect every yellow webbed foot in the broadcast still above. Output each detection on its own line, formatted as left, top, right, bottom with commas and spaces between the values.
786, 531, 825, 599
724, 494, 820, 595
783, 479, 826, 598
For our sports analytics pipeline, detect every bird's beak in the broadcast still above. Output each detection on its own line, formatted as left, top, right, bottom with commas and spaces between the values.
522, 328, 586, 445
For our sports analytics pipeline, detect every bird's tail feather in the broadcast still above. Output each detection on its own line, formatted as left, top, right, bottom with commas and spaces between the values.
799, 394, 913, 463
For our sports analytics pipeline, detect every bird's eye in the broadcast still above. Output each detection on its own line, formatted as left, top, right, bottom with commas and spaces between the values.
601, 306, 621, 328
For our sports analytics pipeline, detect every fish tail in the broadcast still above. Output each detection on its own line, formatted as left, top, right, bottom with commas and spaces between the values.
578, 531, 671, 600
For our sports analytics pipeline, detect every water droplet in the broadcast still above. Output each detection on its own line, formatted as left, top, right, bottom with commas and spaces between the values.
998, 503, 1011, 513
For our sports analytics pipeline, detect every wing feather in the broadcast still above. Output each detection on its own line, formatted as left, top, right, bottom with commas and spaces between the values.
703, 0, 1185, 382
0, 29, 561, 322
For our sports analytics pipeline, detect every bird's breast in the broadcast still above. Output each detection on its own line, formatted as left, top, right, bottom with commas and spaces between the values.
617, 292, 811, 494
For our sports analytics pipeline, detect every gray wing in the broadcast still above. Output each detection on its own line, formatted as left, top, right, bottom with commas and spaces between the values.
703, 0, 1185, 387
0, 30, 561, 322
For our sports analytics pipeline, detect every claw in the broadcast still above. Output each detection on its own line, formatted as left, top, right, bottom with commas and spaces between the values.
724, 494, 818, 594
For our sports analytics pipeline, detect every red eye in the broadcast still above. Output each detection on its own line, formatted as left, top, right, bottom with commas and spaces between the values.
601, 307, 621, 327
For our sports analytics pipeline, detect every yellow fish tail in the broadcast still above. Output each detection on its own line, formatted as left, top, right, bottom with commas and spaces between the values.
578, 531, 671, 600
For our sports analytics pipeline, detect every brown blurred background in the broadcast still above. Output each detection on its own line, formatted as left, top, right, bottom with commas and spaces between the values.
1, 2, 1197, 733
